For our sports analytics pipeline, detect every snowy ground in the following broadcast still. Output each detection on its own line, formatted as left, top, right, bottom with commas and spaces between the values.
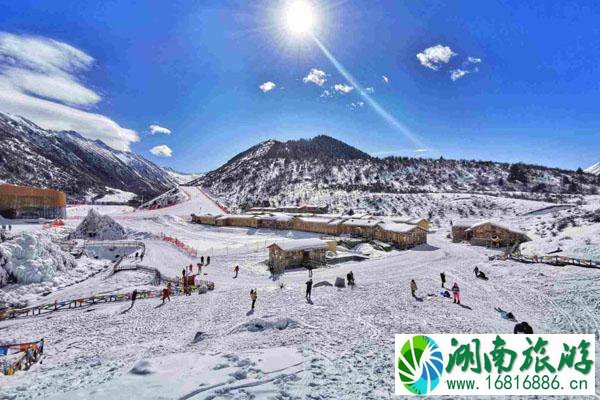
1, 190, 599, 399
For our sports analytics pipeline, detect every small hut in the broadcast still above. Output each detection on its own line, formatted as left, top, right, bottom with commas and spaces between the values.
451, 220, 482, 242
467, 221, 530, 247
292, 216, 339, 235
268, 238, 332, 273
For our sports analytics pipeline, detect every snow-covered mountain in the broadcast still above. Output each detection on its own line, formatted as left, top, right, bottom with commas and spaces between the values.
192, 135, 600, 212
585, 162, 600, 175
161, 167, 204, 185
0, 112, 176, 201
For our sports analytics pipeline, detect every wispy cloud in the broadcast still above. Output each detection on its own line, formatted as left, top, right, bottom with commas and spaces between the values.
450, 69, 468, 81
334, 83, 353, 94
320, 89, 332, 98
365, 87, 375, 94
149, 144, 172, 157
467, 57, 482, 64
149, 124, 172, 135
303, 68, 326, 86
382, 75, 389, 84
350, 101, 365, 109
416, 45, 456, 70
259, 81, 276, 93
415, 148, 429, 153
0, 31, 138, 151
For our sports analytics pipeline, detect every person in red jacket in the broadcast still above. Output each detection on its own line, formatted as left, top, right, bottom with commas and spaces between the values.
161, 284, 171, 304
452, 282, 461, 304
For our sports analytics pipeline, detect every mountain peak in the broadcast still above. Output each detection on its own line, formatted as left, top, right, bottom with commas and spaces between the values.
263, 135, 371, 161
585, 162, 600, 175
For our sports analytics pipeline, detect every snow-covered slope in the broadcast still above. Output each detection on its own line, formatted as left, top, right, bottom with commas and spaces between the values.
192, 135, 600, 212
162, 167, 203, 185
585, 162, 600, 175
0, 112, 176, 201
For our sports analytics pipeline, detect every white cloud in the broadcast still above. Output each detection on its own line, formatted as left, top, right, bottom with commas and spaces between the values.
149, 124, 172, 135
320, 89, 332, 98
0, 32, 138, 151
415, 148, 429, 153
334, 83, 354, 94
467, 57, 482, 64
303, 68, 326, 86
365, 87, 375, 94
450, 69, 469, 81
149, 144, 172, 157
416, 45, 456, 70
382, 75, 389, 84
259, 81, 276, 93
350, 101, 365, 109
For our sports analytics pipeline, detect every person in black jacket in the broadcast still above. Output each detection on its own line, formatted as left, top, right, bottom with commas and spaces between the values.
514, 321, 533, 334
440, 272, 446, 288
306, 279, 313, 299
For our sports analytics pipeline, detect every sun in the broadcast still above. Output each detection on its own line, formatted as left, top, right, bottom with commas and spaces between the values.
285, 1, 316, 35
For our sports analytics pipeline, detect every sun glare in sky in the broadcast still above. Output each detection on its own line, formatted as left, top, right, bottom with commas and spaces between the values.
285, 1, 316, 35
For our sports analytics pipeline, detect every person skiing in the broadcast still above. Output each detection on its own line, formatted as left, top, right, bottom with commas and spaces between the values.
234, 265, 239, 278
410, 279, 417, 297
201, 256, 204, 265
346, 271, 355, 286
161, 284, 171, 304
452, 282, 461, 304
473, 266, 479, 277
250, 289, 257, 310
440, 272, 446, 288
206, 256, 210, 265
306, 278, 313, 299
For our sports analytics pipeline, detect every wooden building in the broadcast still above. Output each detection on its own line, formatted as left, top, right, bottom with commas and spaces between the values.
338, 218, 382, 238
215, 214, 258, 228
191, 213, 222, 226
0, 184, 66, 220
373, 223, 427, 249
452, 220, 530, 247
292, 216, 339, 235
268, 238, 333, 272
256, 214, 294, 230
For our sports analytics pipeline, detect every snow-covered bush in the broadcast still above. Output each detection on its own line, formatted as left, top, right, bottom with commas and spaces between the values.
70, 209, 126, 240
0, 232, 76, 286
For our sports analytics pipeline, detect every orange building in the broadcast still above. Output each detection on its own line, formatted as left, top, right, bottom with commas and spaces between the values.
0, 184, 66, 219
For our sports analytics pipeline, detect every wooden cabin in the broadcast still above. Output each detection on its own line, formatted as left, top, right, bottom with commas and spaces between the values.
467, 221, 530, 247
292, 216, 339, 235
191, 213, 222, 226
256, 214, 294, 230
338, 218, 382, 238
268, 238, 333, 273
374, 223, 427, 249
215, 214, 258, 228
451, 220, 482, 242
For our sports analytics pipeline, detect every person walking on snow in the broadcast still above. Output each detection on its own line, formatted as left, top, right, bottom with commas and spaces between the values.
306, 278, 313, 299
473, 266, 479, 277
250, 289, 257, 310
140, 253, 144, 262
197, 263, 202, 274
206, 256, 210, 265
410, 280, 417, 297
234, 265, 239, 278
452, 282, 461, 304
201, 256, 204, 265
131, 289, 138, 308
161, 284, 171, 304
440, 272, 446, 288
182, 268, 186, 279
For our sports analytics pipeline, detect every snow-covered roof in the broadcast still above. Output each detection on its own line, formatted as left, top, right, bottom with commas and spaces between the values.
268, 238, 329, 252
257, 213, 294, 222
453, 219, 484, 228
395, 217, 428, 225
377, 223, 419, 233
297, 216, 332, 224
341, 218, 382, 227
217, 214, 256, 220
466, 220, 530, 237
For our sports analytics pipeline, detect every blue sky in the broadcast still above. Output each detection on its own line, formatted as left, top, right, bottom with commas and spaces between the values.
0, 0, 598, 172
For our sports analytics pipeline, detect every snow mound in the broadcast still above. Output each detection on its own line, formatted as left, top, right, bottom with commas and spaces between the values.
71, 209, 126, 240
130, 359, 154, 375
0, 232, 76, 286
230, 317, 301, 333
